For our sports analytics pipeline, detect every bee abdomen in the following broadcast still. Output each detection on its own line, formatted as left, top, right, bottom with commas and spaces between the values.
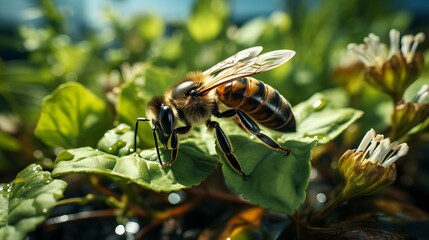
217, 77, 296, 132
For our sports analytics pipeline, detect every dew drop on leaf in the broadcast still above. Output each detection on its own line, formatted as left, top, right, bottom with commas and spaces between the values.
115, 124, 130, 134
312, 98, 327, 110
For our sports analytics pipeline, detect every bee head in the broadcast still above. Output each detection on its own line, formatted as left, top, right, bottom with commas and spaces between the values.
147, 96, 175, 147
156, 104, 174, 146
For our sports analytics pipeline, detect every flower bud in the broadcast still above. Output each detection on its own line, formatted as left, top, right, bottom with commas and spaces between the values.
391, 84, 429, 140
338, 129, 408, 200
348, 29, 425, 102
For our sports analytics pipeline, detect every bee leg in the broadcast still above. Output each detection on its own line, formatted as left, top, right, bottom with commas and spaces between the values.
207, 121, 249, 180
134, 118, 165, 166
217, 110, 291, 155
162, 125, 191, 167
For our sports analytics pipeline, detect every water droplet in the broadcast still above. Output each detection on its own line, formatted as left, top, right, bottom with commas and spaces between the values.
115, 140, 126, 148
125, 221, 140, 234
115, 224, 126, 235
115, 124, 130, 134
42, 208, 48, 213
59, 215, 69, 222
312, 98, 327, 110
316, 193, 327, 203
312, 134, 329, 142
168, 192, 182, 205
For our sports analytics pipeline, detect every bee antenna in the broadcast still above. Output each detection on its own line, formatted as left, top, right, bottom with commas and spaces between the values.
134, 117, 163, 166
134, 118, 150, 153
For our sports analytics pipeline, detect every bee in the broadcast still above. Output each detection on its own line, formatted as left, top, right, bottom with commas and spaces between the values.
135, 46, 296, 179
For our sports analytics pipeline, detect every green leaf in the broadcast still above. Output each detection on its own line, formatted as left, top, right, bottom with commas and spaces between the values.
134, 15, 165, 42
52, 140, 218, 192
34, 82, 111, 148
221, 136, 317, 214
116, 81, 152, 147
187, 0, 229, 42
0, 164, 67, 240
116, 66, 181, 147
292, 93, 363, 143
97, 123, 135, 156
0, 131, 20, 152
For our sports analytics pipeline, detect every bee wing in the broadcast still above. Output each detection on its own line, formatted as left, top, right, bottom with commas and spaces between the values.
203, 46, 263, 76
197, 49, 295, 94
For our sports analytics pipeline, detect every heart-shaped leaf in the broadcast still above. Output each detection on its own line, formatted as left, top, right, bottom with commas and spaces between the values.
220, 136, 317, 215
34, 82, 111, 148
0, 164, 67, 240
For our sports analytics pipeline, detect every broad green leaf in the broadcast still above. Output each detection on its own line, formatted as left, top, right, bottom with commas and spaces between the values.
34, 82, 111, 148
0, 164, 67, 240
221, 136, 317, 214
291, 93, 363, 143
52, 140, 218, 192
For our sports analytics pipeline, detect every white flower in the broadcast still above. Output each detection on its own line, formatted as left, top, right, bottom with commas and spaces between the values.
356, 129, 409, 168
347, 29, 425, 67
413, 84, 429, 104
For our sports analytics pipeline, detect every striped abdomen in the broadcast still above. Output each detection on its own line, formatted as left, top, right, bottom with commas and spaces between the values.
217, 77, 296, 132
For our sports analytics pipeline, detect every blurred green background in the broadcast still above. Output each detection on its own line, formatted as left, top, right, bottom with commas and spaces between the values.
0, 0, 428, 179
1, 0, 429, 239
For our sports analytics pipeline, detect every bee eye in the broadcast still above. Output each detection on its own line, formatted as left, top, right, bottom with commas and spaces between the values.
159, 104, 174, 135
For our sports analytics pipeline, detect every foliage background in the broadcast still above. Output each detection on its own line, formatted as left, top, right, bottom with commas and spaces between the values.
0, 0, 428, 239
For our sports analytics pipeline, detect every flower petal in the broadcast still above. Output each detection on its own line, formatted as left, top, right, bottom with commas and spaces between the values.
357, 128, 376, 152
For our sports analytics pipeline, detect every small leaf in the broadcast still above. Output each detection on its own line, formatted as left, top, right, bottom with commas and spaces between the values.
292, 93, 363, 143
221, 136, 317, 214
34, 82, 111, 148
52, 140, 218, 192
0, 164, 67, 240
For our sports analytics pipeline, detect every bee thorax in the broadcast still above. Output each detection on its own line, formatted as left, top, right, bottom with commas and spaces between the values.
169, 94, 214, 125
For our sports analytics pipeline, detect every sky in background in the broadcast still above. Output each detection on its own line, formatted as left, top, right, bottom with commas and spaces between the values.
0, 0, 427, 37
